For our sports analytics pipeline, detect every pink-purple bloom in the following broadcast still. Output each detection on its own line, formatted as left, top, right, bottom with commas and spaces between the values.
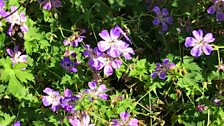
13, 121, 21, 126
111, 112, 138, 126
38, 0, 62, 10
197, 104, 207, 112
42, 87, 62, 112
5, 6, 28, 36
152, 6, 173, 32
60, 89, 78, 113
185, 30, 215, 57
85, 81, 108, 100
98, 27, 127, 58
69, 111, 95, 126
7, 46, 27, 65
151, 58, 175, 80
60, 56, 78, 73
207, 0, 224, 21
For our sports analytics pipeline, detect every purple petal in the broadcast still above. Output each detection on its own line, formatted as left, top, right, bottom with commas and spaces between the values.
97, 41, 110, 52
107, 48, 121, 58
161, 22, 168, 32
111, 60, 122, 69
98, 94, 108, 100
128, 118, 138, 126
42, 96, 52, 106
192, 30, 203, 41
69, 118, 81, 126
99, 30, 111, 41
151, 72, 158, 79
216, 12, 224, 21
6, 48, 13, 57
163, 58, 169, 65
18, 55, 27, 62
43, 87, 53, 95
64, 89, 73, 97
162, 8, 169, 16
190, 46, 202, 57
43, 2, 52, 10
185, 37, 197, 47
98, 84, 107, 92
63, 39, 70, 46
202, 44, 213, 55
104, 65, 113, 76
13, 121, 21, 126
52, 0, 62, 8
159, 71, 166, 80
88, 81, 97, 90
164, 17, 173, 24
152, 6, 161, 15
120, 112, 130, 123
110, 27, 121, 40
203, 33, 215, 43
207, 5, 216, 14
152, 17, 160, 25
111, 119, 120, 126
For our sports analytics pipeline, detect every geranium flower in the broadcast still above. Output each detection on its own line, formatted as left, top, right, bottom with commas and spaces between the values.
5, 6, 28, 36
13, 121, 21, 126
38, 0, 62, 10
85, 81, 108, 100
207, 0, 224, 21
151, 58, 175, 80
152, 6, 173, 32
42, 87, 62, 112
111, 112, 138, 126
60, 89, 78, 113
60, 57, 78, 73
97, 27, 127, 58
185, 30, 215, 57
6, 46, 27, 65
69, 111, 95, 126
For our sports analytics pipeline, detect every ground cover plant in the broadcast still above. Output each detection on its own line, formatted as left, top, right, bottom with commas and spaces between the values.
0, 0, 224, 126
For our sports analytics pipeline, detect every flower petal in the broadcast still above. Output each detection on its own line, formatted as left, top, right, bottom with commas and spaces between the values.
88, 81, 97, 90
162, 8, 169, 16
42, 96, 52, 106
190, 45, 202, 57
202, 44, 213, 55
110, 27, 121, 40
185, 37, 197, 47
192, 30, 203, 41
203, 33, 215, 43
152, 6, 161, 15
111, 60, 122, 69
161, 22, 168, 32
207, 5, 216, 14
99, 30, 111, 41
120, 112, 129, 123
152, 17, 160, 25
159, 71, 166, 80
104, 65, 113, 76
97, 41, 110, 52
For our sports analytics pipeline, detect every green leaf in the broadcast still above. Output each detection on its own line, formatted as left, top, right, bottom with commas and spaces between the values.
0, 111, 15, 126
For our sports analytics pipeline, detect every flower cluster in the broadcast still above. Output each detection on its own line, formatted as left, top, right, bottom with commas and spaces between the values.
7, 46, 27, 66
110, 112, 138, 126
42, 82, 108, 125
84, 26, 134, 76
207, 0, 224, 21
152, 6, 173, 32
38, 0, 62, 10
151, 58, 175, 80
185, 29, 215, 57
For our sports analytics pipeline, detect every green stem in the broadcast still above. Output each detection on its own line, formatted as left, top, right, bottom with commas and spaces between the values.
161, 33, 169, 51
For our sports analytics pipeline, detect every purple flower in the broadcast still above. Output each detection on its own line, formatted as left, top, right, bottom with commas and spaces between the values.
0, 0, 6, 17
214, 98, 221, 106
5, 6, 28, 36
111, 112, 138, 126
151, 58, 175, 80
69, 111, 95, 126
185, 30, 215, 57
60, 89, 78, 113
85, 81, 108, 100
42, 87, 62, 112
152, 6, 173, 32
38, 0, 62, 10
63, 30, 86, 47
7, 46, 27, 65
13, 121, 21, 126
197, 104, 207, 112
97, 27, 127, 58
60, 57, 78, 73
207, 0, 224, 21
